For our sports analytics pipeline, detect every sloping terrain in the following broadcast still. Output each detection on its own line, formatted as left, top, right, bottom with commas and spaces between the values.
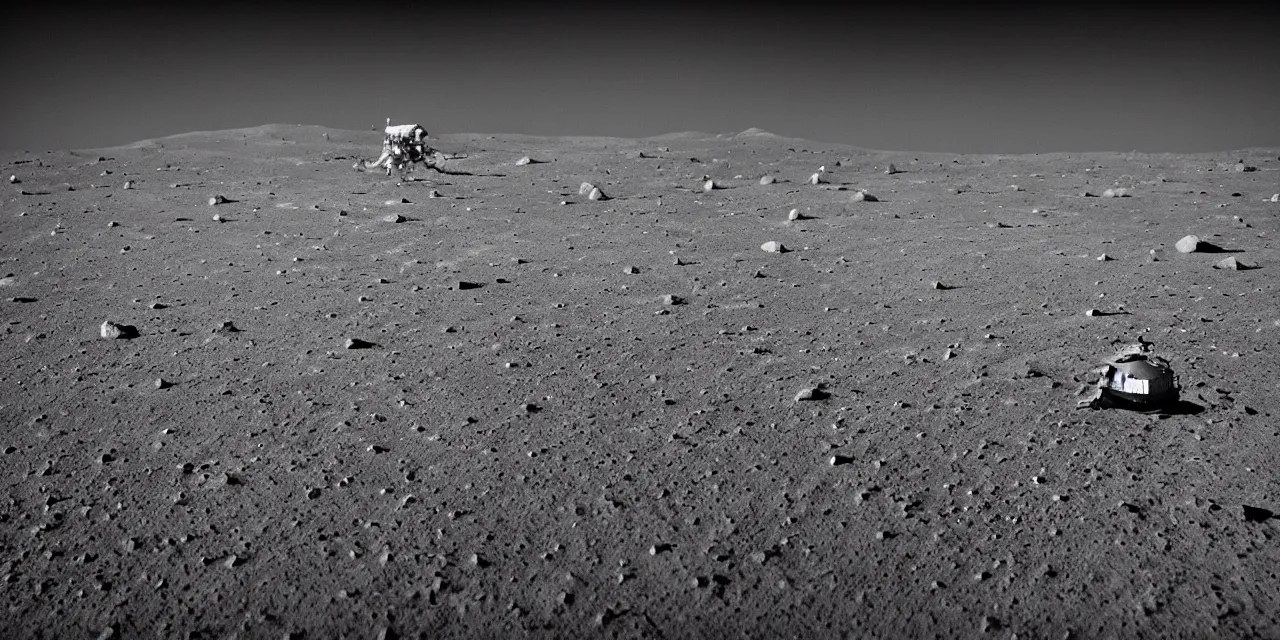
2, 124, 1277, 638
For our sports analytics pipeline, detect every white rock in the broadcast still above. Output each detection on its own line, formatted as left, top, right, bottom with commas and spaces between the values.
100, 320, 135, 339
808, 173, 823, 185
515, 156, 532, 166
209, 195, 226, 206
588, 187, 606, 201
788, 208, 800, 221
1175, 235, 1201, 253
703, 179, 716, 192
759, 175, 775, 185
1213, 256, 1248, 270
761, 241, 785, 253
578, 182, 595, 196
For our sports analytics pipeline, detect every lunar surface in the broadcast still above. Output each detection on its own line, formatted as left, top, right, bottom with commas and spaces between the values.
2, 124, 1277, 638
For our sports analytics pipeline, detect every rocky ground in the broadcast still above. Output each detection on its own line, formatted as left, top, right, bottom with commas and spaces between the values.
1, 124, 1277, 638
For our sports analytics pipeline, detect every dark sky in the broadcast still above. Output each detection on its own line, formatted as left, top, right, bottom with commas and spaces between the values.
3, 2, 1277, 153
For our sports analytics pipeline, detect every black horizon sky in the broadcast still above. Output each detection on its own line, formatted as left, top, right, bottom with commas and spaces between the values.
3, 2, 1278, 154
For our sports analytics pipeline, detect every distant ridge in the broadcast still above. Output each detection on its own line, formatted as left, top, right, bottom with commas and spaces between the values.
55, 124, 1272, 157
735, 127, 779, 138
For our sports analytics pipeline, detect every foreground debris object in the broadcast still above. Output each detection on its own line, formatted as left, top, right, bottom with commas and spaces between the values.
1079, 343, 1180, 411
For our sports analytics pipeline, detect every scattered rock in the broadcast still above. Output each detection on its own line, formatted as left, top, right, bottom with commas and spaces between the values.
1085, 309, 1100, 317
100, 320, 139, 340
807, 173, 824, 185
578, 182, 595, 196
155, 378, 173, 390
382, 214, 406, 223
213, 321, 241, 334
8, 175, 17, 184
795, 386, 829, 401
1175, 235, 1201, 253
1213, 256, 1252, 270
588, 186, 607, 201
759, 175, 775, 185
208, 195, 226, 206
932, 281, 952, 290
829, 454, 854, 466
1102, 187, 1129, 198
428, 189, 441, 198
703, 179, 716, 192
1271, 194, 1278, 202
1097, 254, 1113, 261
455, 281, 483, 291
515, 156, 533, 166
885, 163, 899, 175
760, 241, 786, 253
212, 214, 223, 223
122, 180, 134, 190
851, 190, 878, 202
623, 266, 639, 274
662, 294, 684, 306
345, 338, 376, 349
1234, 162, 1257, 172
787, 208, 801, 221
